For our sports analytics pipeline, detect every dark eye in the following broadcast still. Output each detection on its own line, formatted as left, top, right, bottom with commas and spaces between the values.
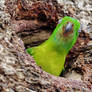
64, 22, 73, 33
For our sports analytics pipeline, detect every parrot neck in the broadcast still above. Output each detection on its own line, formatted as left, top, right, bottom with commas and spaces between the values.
40, 34, 69, 56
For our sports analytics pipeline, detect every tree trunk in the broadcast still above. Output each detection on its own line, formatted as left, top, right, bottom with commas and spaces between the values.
0, 0, 91, 91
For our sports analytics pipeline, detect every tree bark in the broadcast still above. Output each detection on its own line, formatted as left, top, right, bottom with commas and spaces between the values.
0, 0, 91, 91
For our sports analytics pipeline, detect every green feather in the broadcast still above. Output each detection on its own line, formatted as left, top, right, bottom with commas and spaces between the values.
27, 16, 80, 76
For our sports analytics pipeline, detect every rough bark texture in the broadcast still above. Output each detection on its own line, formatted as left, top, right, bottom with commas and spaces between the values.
0, 0, 91, 92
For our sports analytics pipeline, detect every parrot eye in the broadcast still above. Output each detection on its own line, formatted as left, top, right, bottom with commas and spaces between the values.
78, 28, 81, 32
63, 22, 74, 36
58, 19, 62, 24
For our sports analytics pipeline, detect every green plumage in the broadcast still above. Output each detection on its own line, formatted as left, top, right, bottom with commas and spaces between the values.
27, 16, 80, 76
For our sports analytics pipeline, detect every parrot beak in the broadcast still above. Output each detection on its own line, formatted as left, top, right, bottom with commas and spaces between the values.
65, 22, 73, 33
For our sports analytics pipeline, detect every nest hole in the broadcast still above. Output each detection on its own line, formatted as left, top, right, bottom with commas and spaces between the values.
17, 27, 80, 78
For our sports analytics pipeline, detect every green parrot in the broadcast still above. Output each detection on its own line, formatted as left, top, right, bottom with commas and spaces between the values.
27, 16, 80, 76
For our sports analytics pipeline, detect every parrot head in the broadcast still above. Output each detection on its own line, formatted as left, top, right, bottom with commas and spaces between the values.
51, 16, 81, 53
